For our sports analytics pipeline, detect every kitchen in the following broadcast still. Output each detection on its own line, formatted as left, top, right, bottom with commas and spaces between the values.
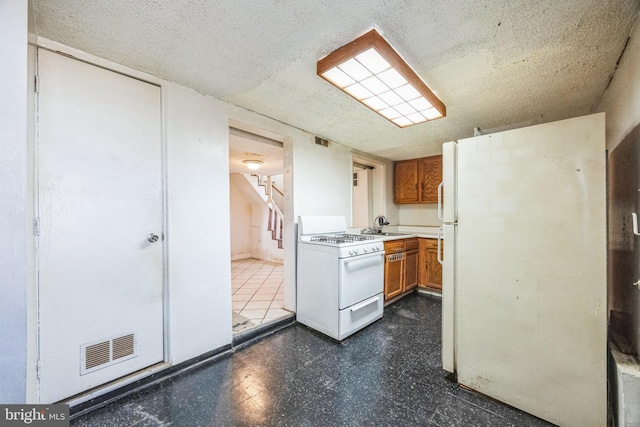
2, 1, 640, 426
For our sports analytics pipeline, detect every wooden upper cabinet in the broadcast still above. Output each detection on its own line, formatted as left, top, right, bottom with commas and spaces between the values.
419, 155, 442, 203
394, 160, 419, 203
394, 155, 442, 204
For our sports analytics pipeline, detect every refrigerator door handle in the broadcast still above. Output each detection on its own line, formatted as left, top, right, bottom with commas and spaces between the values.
437, 225, 444, 265
437, 182, 444, 221
633, 213, 640, 236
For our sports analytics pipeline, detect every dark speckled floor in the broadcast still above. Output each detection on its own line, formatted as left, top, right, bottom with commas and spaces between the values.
71, 293, 555, 427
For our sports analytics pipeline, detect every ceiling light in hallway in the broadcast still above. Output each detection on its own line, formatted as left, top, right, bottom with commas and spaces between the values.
243, 160, 263, 170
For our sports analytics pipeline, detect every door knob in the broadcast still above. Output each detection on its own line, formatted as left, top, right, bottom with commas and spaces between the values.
147, 233, 159, 243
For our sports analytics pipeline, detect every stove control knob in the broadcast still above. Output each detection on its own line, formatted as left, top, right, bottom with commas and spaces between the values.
363, 246, 369, 253
354, 248, 360, 255
349, 249, 354, 256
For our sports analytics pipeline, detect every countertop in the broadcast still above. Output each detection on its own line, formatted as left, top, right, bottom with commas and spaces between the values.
349, 225, 441, 241
369, 232, 439, 241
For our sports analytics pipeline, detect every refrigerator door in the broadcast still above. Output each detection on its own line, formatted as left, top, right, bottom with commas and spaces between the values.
439, 141, 457, 223
455, 113, 606, 427
440, 224, 456, 373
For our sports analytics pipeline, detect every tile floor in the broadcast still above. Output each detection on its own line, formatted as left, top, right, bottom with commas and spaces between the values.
70, 293, 554, 426
231, 259, 290, 330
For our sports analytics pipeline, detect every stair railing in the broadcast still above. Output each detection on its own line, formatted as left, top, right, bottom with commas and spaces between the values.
265, 176, 284, 245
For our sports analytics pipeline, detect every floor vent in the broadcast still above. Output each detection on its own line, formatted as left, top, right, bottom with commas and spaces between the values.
81, 333, 137, 375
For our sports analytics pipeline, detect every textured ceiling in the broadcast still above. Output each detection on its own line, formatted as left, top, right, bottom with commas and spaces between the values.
32, 0, 639, 161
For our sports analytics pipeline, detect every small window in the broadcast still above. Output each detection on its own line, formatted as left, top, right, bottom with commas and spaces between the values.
353, 172, 359, 187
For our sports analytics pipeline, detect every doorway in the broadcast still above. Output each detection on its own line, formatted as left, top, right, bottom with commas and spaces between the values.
352, 163, 373, 228
36, 49, 165, 402
228, 126, 292, 334
352, 156, 386, 229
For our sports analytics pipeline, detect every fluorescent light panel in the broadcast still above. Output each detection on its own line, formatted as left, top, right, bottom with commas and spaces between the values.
318, 29, 445, 128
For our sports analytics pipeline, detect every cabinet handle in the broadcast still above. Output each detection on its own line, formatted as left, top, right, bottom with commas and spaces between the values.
437, 226, 444, 265
351, 296, 380, 312
387, 252, 404, 262
437, 182, 444, 221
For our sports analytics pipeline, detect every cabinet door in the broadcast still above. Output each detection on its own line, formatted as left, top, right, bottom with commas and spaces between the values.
419, 155, 442, 203
426, 241, 443, 291
384, 253, 404, 300
404, 249, 418, 291
394, 160, 419, 203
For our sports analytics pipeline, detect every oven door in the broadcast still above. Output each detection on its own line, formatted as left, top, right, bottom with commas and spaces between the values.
338, 251, 384, 310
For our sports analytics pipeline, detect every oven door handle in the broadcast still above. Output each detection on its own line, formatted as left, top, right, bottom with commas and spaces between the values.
343, 252, 383, 271
350, 295, 380, 312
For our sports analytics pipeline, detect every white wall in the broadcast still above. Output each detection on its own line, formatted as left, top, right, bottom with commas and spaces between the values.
397, 204, 441, 226
230, 179, 252, 260
0, 0, 28, 404
293, 138, 352, 219
165, 83, 233, 364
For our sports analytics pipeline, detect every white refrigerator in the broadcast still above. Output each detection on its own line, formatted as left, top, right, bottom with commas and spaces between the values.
439, 113, 607, 427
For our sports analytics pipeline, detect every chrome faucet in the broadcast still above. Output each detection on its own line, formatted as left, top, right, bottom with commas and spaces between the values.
361, 215, 390, 234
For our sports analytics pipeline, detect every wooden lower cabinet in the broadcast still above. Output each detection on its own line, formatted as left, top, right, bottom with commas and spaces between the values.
404, 237, 418, 292
418, 238, 443, 292
384, 252, 404, 300
384, 238, 418, 300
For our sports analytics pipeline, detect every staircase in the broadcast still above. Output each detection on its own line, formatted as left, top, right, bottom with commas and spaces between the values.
267, 206, 284, 249
253, 174, 284, 249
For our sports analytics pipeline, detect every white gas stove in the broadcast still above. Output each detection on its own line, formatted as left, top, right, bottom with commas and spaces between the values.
297, 215, 384, 340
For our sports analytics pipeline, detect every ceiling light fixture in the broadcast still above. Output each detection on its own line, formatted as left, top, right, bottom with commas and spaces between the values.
317, 29, 446, 128
243, 160, 263, 170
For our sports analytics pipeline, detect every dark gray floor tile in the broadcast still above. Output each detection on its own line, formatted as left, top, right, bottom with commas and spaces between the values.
70, 402, 142, 427
71, 293, 557, 427
138, 391, 268, 427
450, 387, 555, 427
431, 393, 517, 427
280, 390, 428, 427
283, 376, 426, 427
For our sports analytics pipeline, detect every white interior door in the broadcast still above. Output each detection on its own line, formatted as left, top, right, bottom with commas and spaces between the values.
37, 49, 164, 402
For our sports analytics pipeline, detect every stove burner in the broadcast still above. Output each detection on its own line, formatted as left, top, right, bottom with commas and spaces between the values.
310, 234, 376, 244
